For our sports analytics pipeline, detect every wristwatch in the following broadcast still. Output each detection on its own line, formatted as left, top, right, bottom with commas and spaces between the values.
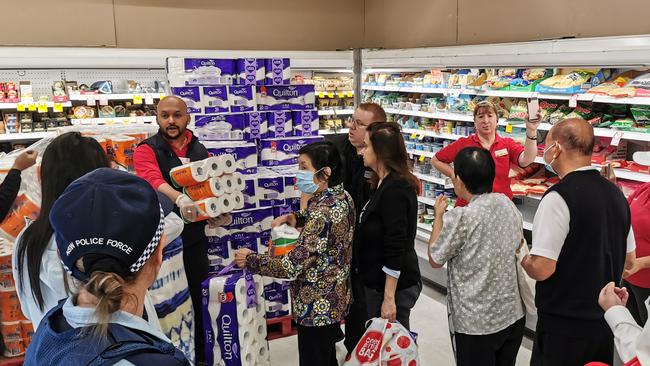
527, 135, 537, 140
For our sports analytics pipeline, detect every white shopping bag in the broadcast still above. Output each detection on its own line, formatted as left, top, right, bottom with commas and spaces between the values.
344, 318, 419, 366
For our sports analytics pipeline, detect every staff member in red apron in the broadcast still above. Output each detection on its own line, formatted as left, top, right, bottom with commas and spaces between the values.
432, 101, 540, 206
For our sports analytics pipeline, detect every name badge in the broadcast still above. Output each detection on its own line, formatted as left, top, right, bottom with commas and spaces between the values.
494, 148, 508, 157
179, 157, 190, 164
364, 170, 374, 179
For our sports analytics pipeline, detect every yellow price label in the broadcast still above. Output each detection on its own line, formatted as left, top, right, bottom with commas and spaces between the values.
505, 124, 513, 134
160, 93, 166, 100
419, 154, 426, 162
53, 103, 63, 113
27, 103, 36, 111
16, 103, 25, 112
410, 133, 418, 139
37, 101, 48, 113
318, 92, 325, 98
327, 92, 334, 98
337, 92, 345, 98
133, 95, 143, 105
346, 91, 354, 98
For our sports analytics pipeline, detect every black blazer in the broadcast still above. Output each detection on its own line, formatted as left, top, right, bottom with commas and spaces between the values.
357, 173, 421, 292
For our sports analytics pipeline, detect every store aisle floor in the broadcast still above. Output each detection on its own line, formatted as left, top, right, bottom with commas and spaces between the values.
269, 285, 532, 365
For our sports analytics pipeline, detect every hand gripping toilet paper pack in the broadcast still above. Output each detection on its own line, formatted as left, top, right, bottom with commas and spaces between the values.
344, 318, 419, 366
244, 112, 268, 140
229, 86, 256, 113
265, 58, 291, 85
171, 86, 203, 114
202, 265, 270, 366
167, 58, 236, 87
205, 141, 259, 175
236, 58, 266, 86
148, 237, 195, 364
195, 114, 246, 141
259, 136, 324, 166
292, 110, 320, 137
266, 111, 293, 138
256, 85, 316, 111
201, 86, 230, 114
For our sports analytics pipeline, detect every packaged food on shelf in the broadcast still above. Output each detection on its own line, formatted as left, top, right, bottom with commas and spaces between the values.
536, 69, 612, 94
19, 81, 33, 102
507, 100, 529, 122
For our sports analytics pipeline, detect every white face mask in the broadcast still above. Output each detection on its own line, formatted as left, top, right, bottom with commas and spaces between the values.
543, 142, 558, 175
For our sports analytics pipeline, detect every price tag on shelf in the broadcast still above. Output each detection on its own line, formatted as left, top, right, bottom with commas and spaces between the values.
419, 154, 426, 162
505, 124, 513, 134
417, 134, 425, 141
317, 91, 325, 99
53, 103, 63, 113
145, 95, 154, 105
569, 94, 579, 108
611, 131, 624, 147
410, 132, 418, 139
327, 92, 334, 98
583, 93, 596, 102
16, 103, 25, 112
159, 93, 166, 100
99, 96, 109, 106
86, 95, 96, 106
346, 91, 354, 98
133, 95, 143, 105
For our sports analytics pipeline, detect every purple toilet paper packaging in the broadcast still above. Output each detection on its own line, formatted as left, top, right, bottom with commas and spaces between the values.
292, 110, 320, 137
236, 58, 266, 86
171, 87, 202, 114
244, 112, 269, 140
228, 85, 256, 113
263, 278, 292, 319
204, 141, 258, 175
265, 58, 291, 85
259, 136, 323, 166
240, 174, 259, 210
206, 207, 274, 243
167, 58, 236, 87
194, 114, 246, 141
201, 86, 230, 114
257, 169, 285, 207
256, 85, 316, 111
267, 111, 293, 138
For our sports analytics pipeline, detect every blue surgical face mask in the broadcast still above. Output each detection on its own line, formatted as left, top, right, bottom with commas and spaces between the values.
543, 142, 558, 175
296, 168, 324, 194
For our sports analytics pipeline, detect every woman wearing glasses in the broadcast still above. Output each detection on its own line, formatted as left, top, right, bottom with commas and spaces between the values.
432, 101, 540, 207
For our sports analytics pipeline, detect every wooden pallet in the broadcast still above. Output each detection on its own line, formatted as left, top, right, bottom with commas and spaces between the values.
266, 315, 297, 340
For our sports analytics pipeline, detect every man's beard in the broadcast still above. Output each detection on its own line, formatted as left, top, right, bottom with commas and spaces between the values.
161, 126, 184, 140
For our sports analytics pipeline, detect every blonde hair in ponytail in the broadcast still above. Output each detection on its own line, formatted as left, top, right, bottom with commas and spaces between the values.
83, 271, 124, 339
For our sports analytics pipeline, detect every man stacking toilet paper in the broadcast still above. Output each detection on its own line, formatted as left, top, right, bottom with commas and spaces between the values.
134, 95, 233, 364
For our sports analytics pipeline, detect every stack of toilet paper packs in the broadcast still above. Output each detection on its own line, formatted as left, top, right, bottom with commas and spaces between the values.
169, 154, 246, 222
202, 266, 270, 366
148, 237, 195, 364
262, 224, 300, 319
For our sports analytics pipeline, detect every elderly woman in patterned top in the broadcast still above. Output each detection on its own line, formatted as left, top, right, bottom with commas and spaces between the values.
234, 141, 355, 366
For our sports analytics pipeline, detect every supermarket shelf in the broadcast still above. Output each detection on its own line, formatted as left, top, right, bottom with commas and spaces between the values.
407, 149, 436, 159
316, 91, 354, 98
0, 131, 54, 142
320, 128, 349, 135
70, 116, 157, 125
413, 172, 453, 188
534, 154, 650, 183
417, 222, 433, 233
402, 128, 465, 141
535, 123, 650, 142
385, 108, 475, 122
317, 109, 354, 116
417, 196, 438, 206
364, 85, 650, 106
0, 101, 72, 110
69, 93, 165, 101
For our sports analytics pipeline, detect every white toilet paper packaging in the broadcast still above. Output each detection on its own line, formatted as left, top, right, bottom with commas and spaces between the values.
148, 237, 195, 363
235, 58, 266, 86
256, 85, 316, 111
167, 58, 236, 87
207, 207, 273, 243
195, 114, 246, 141
244, 112, 268, 140
259, 136, 323, 166
229, 86, 256, 113
202, 267, 270, 366
265, 58, 291, 85
292, 110, 320, 137
171, 87, 202, 114
267, 111, 293, 138
201, 86, 230, 114
205, 141, 258, 175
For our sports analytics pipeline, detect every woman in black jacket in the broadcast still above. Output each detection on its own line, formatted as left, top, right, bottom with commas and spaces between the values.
358, 122, 422, 329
